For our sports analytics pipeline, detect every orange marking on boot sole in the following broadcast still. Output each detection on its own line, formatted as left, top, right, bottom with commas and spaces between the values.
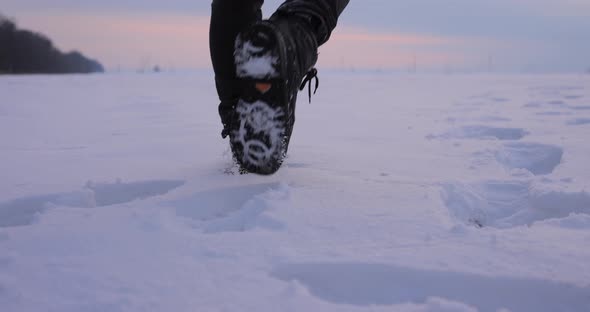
255, 82, 272, 94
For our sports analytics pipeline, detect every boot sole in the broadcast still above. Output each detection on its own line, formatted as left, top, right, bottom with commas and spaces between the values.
231, 22, 292, 175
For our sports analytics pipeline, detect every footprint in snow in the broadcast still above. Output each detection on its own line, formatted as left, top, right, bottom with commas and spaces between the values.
523, 102, 542, 108
0, 180, 185, 227
535, 111, 571, 116
478, 116, 511, 123
563, 95, 583, 100
547, 100, 567, 107
468, 92, 510, 103
566, 118, 590, 125
529, 85, 583, 96
495, 142, 563, 175
568, 105, 590, 111
441, 180, 590, 228
428, 125, 528, 141
167, 182, 287, 233
273, 262, 590, 312
490, 97, 509, 103
283, 162, 311, 169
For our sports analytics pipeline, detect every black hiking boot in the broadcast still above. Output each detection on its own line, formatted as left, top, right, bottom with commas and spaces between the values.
230, 14, 319, 175
215, 76, 241, 139
219, 101, 236, 139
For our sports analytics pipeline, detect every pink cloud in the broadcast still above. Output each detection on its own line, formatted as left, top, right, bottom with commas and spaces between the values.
319, 26, 464, 70
331, 26, 454, 45
17, 12, 477, 71
19, 12, 211, 70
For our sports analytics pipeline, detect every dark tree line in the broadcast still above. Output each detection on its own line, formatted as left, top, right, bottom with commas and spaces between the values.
0, 14, 104, 74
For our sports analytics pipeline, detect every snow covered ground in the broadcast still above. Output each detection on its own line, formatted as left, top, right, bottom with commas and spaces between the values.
1, 71, 590, 311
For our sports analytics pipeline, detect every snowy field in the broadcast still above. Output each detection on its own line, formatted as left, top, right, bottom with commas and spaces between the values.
1, 71, 590, 311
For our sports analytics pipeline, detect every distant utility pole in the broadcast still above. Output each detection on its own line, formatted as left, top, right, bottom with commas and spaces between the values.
411, 53, 417, 73
487, 55, 493, 73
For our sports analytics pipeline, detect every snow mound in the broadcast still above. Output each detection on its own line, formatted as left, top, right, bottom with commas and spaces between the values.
441, 181, 590, 228
495, 142, 563, 175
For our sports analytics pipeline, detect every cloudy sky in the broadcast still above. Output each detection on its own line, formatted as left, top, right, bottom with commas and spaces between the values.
3, 0, 589, 72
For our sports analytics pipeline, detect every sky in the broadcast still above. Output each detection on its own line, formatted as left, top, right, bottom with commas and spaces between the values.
2, 0, 589, 73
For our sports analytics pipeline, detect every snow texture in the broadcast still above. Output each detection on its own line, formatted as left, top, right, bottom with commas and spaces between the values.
235, 39, 278, 79
1, 72, 590, 312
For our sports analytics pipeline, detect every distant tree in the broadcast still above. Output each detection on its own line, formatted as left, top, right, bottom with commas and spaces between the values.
62, 51, 104, 73
0, 15, 17, 72
0, 13, 104, 74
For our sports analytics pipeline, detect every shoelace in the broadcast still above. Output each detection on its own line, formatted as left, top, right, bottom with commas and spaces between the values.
299, 68, 319, 103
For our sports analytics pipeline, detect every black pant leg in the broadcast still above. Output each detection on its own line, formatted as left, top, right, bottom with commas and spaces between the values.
209, 0, 349, 103
209, 0, 263, 102
273, 0, 350, 45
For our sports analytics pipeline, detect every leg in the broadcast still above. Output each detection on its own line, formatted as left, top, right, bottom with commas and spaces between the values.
220, 0, 350, 174
269, 0, 350, 135
229, 0, 349, 174
209, 0, 263, 136
272, 0, 350, 45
